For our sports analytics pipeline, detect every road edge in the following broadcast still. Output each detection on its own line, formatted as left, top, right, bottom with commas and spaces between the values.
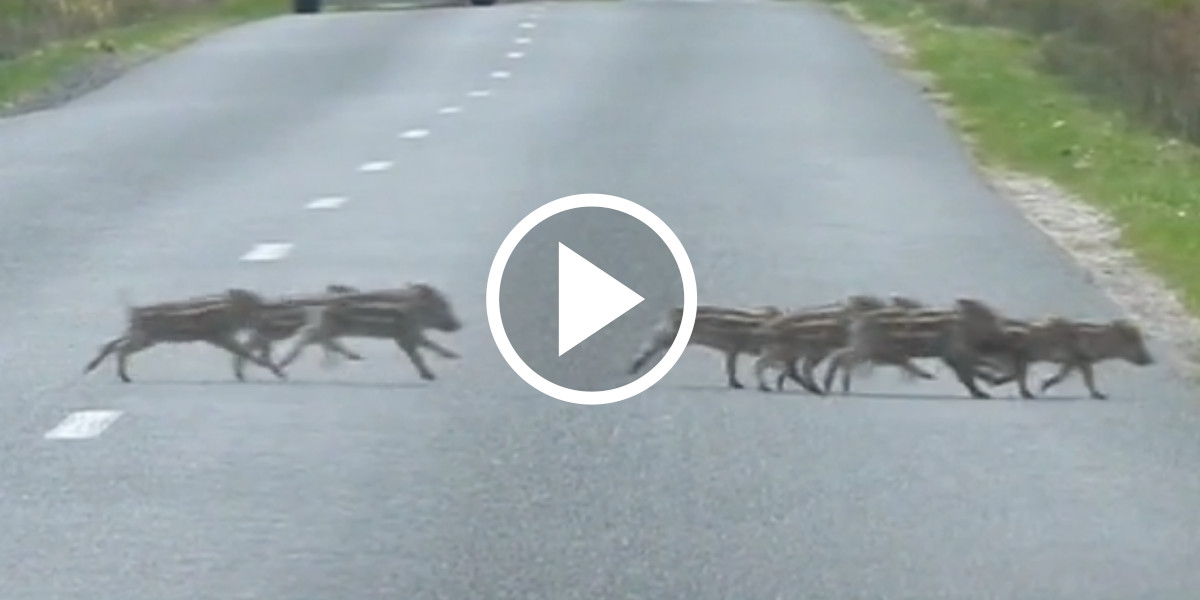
0, 3, 283, 119
820, 1, 1200, 386
0, 0, 468, 121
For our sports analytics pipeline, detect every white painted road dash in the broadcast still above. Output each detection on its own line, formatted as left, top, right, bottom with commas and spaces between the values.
240, 242, 293, 262
519, 22, 537, 28
515, 37, 532, 44
358, 161, 394, 172
438, 106, 462, 115
45, 410, 122, 440
467, 90, 492, 98
306, 196, 348, 210
399, 129, 430, 139
507, 51, 525, 59
491, 71, 512, 79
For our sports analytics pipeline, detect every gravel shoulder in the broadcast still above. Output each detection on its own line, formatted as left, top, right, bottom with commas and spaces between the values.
830, 2, 1200, 384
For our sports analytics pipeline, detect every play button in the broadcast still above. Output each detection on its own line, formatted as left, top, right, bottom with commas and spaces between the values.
486, 193, 698, 405
557, 243, 645, 356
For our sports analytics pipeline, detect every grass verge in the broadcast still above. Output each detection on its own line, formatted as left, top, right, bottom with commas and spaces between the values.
0, 0, 288, 112
815, 0, 1200, 319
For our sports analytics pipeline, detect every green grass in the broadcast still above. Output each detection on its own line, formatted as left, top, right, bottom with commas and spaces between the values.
0, 0, 288, 110
818, 0, 1200, 315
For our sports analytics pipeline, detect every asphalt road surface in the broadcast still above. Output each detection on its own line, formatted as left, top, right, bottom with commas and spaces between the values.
3, 0, 1200, 598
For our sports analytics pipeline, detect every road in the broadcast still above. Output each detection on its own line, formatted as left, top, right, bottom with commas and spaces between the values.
2, 0, 1200, 598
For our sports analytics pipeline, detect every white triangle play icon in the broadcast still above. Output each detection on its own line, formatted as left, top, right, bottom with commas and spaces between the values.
558, 242, 645, 356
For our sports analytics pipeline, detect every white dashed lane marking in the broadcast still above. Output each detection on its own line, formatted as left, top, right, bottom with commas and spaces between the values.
507, 51, 525, 59
438, 106, 462, 115
467, 90, 492, 98
399, 129, 430, 139
519, 22, 536, 29
306, 196, 347, 210
45, 410, 123, 440
358, 161, 393, 172
491, 71, 512, 79
515, 37, 532, 44
240, 242, 293, 262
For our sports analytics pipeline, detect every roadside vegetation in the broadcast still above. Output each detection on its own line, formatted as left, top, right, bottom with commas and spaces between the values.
0, 0, 286, 110
813, 0, 1200, 323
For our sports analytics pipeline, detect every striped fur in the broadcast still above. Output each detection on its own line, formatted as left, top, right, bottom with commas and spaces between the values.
83, 288, 286, 383
231, 284, 368, 381
752, 293, 927, 394
628, 304, 785, 390
275, 283, 462, 381
822, 298, 1012, 398
975, 317, 1154, 399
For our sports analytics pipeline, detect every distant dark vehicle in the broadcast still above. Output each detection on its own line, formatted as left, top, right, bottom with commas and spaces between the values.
293, 0, 322, 12
470, 0, 497, 6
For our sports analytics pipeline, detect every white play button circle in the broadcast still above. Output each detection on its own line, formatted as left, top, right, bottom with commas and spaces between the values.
486, 193, 698, 405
